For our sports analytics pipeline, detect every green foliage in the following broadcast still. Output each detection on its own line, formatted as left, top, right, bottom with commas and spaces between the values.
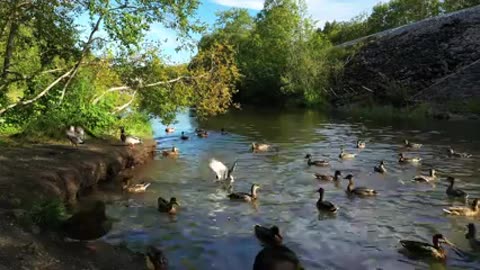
27, 199, 67, 230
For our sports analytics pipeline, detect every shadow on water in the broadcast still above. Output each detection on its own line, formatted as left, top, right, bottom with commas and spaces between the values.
96, 108, 480, 270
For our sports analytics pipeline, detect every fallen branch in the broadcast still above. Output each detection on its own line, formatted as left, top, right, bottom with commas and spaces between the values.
0, 68, 74, 115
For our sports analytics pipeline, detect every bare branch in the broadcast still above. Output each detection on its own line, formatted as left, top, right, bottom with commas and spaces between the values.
112, 91, 137, 114
0, 68, 74, 115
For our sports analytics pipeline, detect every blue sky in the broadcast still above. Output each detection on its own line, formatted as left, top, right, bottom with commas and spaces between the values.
78, 0, 383, 63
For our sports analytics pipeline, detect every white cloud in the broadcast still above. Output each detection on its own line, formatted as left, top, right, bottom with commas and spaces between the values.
212, 0, 264, 10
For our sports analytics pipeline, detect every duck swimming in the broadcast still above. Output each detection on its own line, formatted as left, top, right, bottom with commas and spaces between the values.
446, 177, 468, 198
162, 147, 179, 157
316, 187, 338, 213
339, 149, 357, 160
404, 139, 422, 149
465, 223, 480, 251
400, 234, 454, 260
448, 147, 472, 158
253, 245, 304, 270
120, 127, 142, 148
180, 132, 189, 140
254, 225, 283, 247
251, 142, 271, 152
412, 169, 436, 183
357, 140, 366, 149
398, 153, 421, 164
374, 161, 387, 173
228, 184, 260, 202
443, 198, 480, 216
146, 245, 168, 270
197, 130, 208, 138
209, 158, 237, 189
314, 170, 341, 181
165, 127, 175, 133
345, 174, 377, 196
122, 179, 151, 193
157, 197, 179, 215
305, 154, 329, 167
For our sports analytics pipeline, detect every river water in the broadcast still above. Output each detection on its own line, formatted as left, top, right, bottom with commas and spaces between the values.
102, 109, 480, 270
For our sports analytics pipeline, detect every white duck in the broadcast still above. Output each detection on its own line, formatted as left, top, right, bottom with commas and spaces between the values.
209, 158, 237, 189
66, 126, 84, 147
120, 127, 142, 147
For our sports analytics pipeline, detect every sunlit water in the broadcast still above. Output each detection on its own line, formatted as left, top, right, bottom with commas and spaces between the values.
100, 109, 480, 269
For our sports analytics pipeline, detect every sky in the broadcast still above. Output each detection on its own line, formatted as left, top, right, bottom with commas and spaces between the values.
78, 0, 384, 64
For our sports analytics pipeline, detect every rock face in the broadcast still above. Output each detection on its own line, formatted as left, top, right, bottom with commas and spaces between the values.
334, 6, 480, 106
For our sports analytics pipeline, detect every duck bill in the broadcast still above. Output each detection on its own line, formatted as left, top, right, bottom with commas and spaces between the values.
442, 238, 455, 247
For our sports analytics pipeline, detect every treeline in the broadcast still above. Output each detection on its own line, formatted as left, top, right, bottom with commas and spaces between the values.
0, 0, 240, 139
199, 0, 480, 107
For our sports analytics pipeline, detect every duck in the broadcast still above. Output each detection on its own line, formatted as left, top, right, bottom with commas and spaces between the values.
120, 127, 142, 148
447, 147, 472, 158
195, 128, 205, 133
398, 153, 421, 164
339, 149, 357, 159
66, 126, 84, 147
61, 201, 112, 241
399, 234, 454, 260
162, 147, 179, 157
180, 132, 189, 140
254, 225, 283, 247
122, 179, 151, 193
253, 245, 304, 270
165, 127, 175, 133
209, 158, 237, 189
465, 223, 480, 251
197, 130, 208, 138
75, 126, 85, 140
316, 187, 338, 213
305, 154, 329, 167
157, 197, 179, 215
221, 128, 228, 135
357, 140, 366, 149
404, 139, 422, 149
344, 174, 377, 196
443, 198, 480, 216
251, 142, 270, 152
412, 169, 436, 183
446, 177, 468, 198
374, 161, 387, 173
314, 170, 341, 181
146, 245, 168, 270
228, 184, 260, 202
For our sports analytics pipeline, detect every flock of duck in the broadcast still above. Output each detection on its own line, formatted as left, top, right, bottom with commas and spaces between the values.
64, 125, 480, 269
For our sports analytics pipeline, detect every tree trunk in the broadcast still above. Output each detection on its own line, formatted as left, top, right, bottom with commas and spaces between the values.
2, 21, 19, 79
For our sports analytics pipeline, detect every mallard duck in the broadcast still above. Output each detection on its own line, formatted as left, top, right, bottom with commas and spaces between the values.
122, 179, 151, 193
314, 170, 341, 181
221, 128, 228, 135
443, 198, 479, 216
251, 142, 270, 152
157, 197, 179, 215
345, 174, 377, 196
400, 234, 454, 260
195, 128, 205, 133
209, 158, 237, 189
339, 149, 357, 159
465, 223, 480, 251
254, 225, 283, 247
448, 148, 472, 158
357, 140, 366, 149
253, 245, 304, 270
66, 126, 84, 147
146, 245, 168, 270
61, 201, 112, 241
75, 126, 85, 140
197, 130, 208, 138
412, 169, 436, 182
305, 154, 329, 167
162, 147, 179, 157
446, 177, 468, 198
180, 132, 189, 140
120, 127, 142, 148
404, 139, 422, 149
165, 127, 175, 133
374, 161, 387, 173
228, 184, 260, 202
398, 153, 421, 164
316, 187, 338, 213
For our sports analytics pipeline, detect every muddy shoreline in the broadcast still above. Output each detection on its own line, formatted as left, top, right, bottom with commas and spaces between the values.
0, 140, 156, 270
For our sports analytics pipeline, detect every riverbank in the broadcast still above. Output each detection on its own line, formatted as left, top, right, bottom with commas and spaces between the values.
0, 139, 156, 270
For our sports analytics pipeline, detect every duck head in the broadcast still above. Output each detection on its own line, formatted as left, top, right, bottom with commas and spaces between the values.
334, 170, 342, 178
304, 154, 312, 159
446, 176, 455, 184
170, 197, 179, 206
344, 174, 354, 181
432, 234, 454, 248
472, 198, 479, 210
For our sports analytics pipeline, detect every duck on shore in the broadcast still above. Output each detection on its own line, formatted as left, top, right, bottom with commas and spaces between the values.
344, 174, 377, 196
398, 153, 421, 164
465, 223, 480, 251
412, 169, 436, 183
228, 184, 260, 202
404, 139, 422, 149
120, 127, 142, 148
374, 161, 387, 173
157, 197, 179, 215
446, 177, 468, 198
443, 198, 479, 216
254, 225, 283, 247
305, 154, 329, 167
316, 187, 338, 213
66, 126, 85, 147
399, 234, 454, 260
314, 170, 341, 181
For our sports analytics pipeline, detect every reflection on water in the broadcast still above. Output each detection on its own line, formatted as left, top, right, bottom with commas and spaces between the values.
102, 109, 480, 270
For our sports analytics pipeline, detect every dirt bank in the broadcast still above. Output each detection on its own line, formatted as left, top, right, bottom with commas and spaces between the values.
0, 139, 157, 270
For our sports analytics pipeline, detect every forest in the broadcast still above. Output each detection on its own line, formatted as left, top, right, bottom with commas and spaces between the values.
0, 0, 479, 140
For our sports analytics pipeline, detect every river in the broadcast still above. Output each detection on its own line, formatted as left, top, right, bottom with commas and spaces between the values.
102, 108, 480, 270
